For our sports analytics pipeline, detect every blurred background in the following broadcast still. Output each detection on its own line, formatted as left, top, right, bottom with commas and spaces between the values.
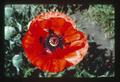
4, 4, 115, 78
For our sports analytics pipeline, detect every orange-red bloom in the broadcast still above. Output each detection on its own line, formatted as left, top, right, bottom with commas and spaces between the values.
22, 12, 89, 73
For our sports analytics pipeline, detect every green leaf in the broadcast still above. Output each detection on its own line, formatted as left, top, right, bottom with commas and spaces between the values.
80, 70, 96, 78
24, 68, 37, 78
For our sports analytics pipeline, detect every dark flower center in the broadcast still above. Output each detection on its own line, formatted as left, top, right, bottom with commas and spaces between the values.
49, 36, 59, 47
44, 29, 64, 51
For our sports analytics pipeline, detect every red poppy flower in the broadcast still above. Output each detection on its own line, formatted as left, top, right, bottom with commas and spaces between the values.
22, 12, 89, 73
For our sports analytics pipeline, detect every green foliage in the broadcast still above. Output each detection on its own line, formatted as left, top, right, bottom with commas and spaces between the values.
23, 68, 37, 78
81, 5, 114, 39
75, 69, 95, 78
4, 4, 114, 78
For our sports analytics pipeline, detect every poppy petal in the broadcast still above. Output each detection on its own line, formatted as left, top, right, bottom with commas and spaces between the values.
22, 12, 89, 73
29, 20, 49, 39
